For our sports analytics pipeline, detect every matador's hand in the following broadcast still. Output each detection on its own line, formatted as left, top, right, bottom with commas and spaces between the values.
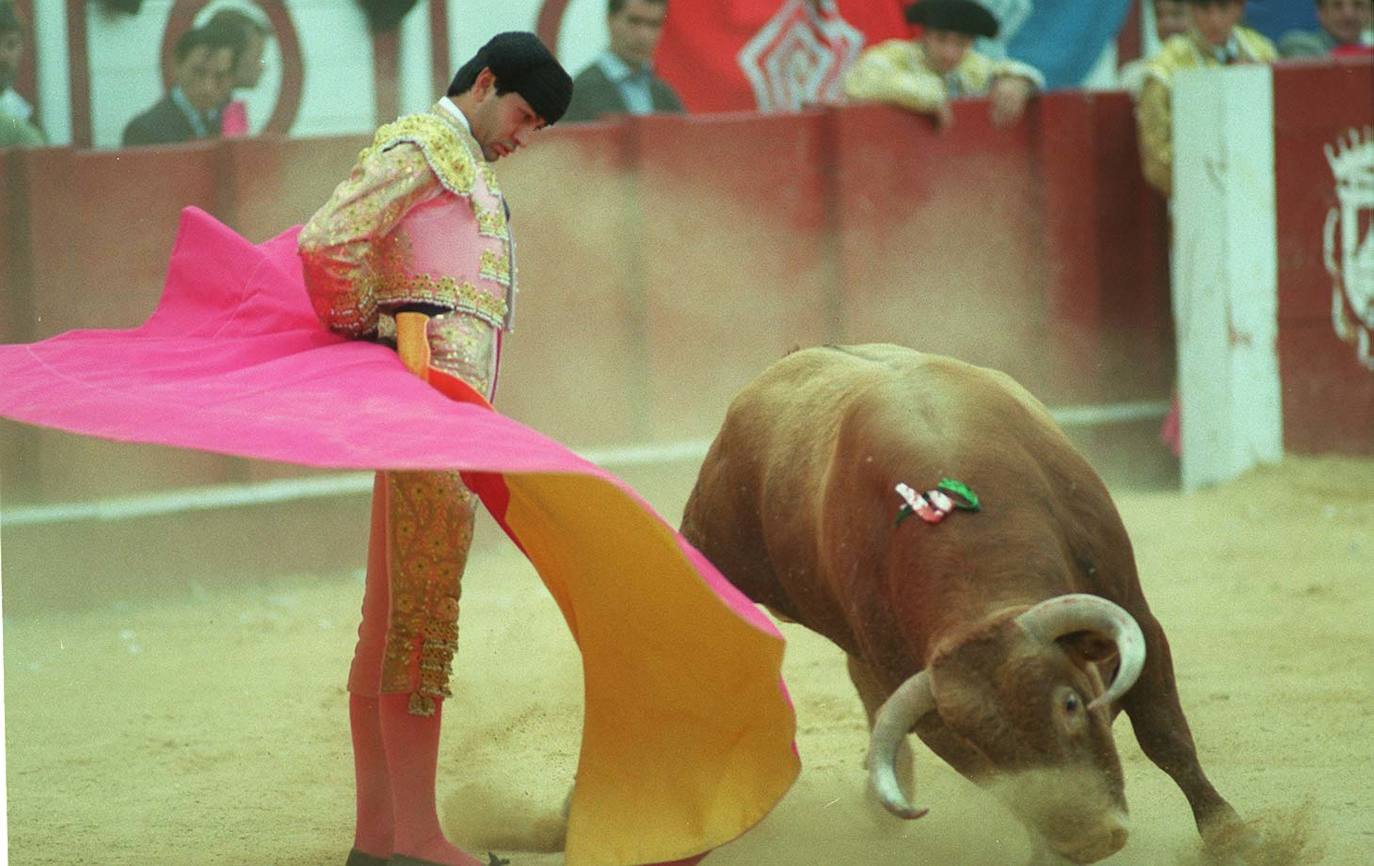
395, 311, 432, 382
989, 76, 1033, 128
934, 101, 955, 131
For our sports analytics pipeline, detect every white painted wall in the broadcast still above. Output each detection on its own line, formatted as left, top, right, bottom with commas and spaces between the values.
396, 0, 434, 119
285, 0, 373, 137
31, 0, 72, 144
83, 0, 375, 147
1172, 65, 1283, 491
445, 0, 607, 82
26, 0, 609, 148
87, 0, 175, 149
551, 0, 611, 78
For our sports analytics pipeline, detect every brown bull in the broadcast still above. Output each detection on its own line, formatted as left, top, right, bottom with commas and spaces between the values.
681, 344, 1244, 865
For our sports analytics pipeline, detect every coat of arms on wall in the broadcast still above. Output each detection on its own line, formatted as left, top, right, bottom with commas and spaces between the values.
1325, 127, 1374, 371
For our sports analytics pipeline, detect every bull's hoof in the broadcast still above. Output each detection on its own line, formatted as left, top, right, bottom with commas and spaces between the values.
1200, 817, 1261, 860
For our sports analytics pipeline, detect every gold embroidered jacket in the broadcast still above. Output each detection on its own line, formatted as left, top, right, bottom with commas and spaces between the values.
299, 102, 515, 337
1135, 27, 1279, 197
843, 39, 1045, 114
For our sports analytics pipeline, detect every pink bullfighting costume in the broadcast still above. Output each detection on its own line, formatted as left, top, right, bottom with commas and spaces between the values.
291, 33, 794, 866
0, 32, 799, 866
299, 99, 515, 866
299, 99, 513, 716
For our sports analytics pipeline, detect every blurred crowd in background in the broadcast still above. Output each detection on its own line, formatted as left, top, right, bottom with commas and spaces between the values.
0, 0, 1369, 165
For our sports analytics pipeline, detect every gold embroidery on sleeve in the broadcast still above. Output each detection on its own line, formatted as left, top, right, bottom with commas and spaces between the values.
479, 249, 511, 286
475, 204, 508, 239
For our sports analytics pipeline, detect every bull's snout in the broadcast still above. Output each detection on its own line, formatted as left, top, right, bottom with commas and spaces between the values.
1055, 812, 1129, 864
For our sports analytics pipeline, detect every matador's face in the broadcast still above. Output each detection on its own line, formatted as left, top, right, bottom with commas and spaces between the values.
466, 68, 547, 162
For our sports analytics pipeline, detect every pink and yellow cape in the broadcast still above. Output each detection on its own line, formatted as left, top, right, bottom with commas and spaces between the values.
0, 208, 799, 865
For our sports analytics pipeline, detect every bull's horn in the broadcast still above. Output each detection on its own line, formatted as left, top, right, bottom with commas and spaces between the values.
1015, 593, 1147, 710
867, 669, 936, 820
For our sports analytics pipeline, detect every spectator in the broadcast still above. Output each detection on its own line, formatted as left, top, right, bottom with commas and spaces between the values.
0, 0, 42, 144
1279, 0, 1373, 57
1119, 0, 1192, 97
562, 0, 684, 122
0, 108, 42, 148
1135, 0, 1277, 197
844, 0, 1045, 129
206, 7, 271, 136
122, 25, 239, 147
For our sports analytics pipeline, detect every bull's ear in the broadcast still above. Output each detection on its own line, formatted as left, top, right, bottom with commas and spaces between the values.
1057, 631, 1119, 665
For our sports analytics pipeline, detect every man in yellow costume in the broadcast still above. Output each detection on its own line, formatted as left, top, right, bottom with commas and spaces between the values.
843, 0, 1045, 129
1135, 0, 1278, 197
299, 32, 574, 866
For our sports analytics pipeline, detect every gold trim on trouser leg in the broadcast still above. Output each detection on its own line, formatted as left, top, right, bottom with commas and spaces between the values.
380, 469, 477, 716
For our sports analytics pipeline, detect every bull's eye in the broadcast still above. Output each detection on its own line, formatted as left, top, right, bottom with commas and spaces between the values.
1063, 692, 1081, 713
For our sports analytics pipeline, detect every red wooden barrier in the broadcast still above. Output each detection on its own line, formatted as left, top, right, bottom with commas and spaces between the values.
0, 92, 1191, 504
637, 110, 835, 440
10, 145, 239, 501
1037, 92, 1173, 405
219, 134, 368, 244
830, 102, 1051, 395
496, 122, 649, 447
1273, 59, 1374, 455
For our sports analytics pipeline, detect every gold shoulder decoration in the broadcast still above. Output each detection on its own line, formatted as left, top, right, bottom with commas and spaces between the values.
1235, 26, 1280, 63
360, 113, 479, 200
1145, 34, 1203, 86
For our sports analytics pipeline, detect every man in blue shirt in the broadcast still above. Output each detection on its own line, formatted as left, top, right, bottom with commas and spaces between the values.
563, 0, 685, 122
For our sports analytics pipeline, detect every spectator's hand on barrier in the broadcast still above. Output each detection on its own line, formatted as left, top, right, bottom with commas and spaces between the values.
934, 101, 955, 132
989, 77, 1033, 128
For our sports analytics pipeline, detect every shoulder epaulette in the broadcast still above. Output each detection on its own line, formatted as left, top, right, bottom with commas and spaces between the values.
360, 112, 480, 200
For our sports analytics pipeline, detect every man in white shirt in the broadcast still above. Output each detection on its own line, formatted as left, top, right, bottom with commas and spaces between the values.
0, 0, 40, 136
563, 0, 685, 122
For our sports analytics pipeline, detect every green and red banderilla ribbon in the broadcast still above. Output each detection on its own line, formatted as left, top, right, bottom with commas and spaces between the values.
895, 478, 980, 526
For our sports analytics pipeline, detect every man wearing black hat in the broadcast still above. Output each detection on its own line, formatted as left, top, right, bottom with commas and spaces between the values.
844, 0, 1044, 128
1135, 0, 1276, 196
298, 32, 573, 866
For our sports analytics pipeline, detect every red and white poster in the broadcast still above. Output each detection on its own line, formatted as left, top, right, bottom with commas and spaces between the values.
655, 0, 911, 113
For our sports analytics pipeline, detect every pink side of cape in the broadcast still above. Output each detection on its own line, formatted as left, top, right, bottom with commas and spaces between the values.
0, 207, 774, 634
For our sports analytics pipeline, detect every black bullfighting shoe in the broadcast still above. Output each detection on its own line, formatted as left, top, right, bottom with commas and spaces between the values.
345, 849, 389, 866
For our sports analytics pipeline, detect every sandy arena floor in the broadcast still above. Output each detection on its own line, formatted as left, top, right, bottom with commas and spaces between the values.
3, 456, 1371, 866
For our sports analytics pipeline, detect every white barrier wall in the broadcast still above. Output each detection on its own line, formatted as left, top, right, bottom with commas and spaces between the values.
1172, 64, 1283, 491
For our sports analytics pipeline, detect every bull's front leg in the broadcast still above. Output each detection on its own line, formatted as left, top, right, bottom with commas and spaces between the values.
1118, 613, 1247, 853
